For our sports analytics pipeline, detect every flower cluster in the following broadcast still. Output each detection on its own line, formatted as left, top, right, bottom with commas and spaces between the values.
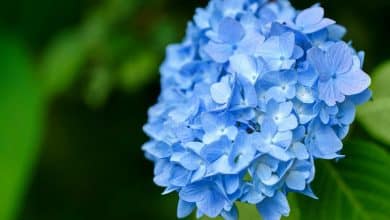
142, 0, 371, 219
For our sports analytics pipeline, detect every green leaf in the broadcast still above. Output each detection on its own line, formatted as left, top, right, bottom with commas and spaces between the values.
199, 202, 260, 220
118, 52, 159, 92
357, 98, 390, 145
0, 37, 45, 220
370, 61, 390, 99
283, 194, 300, 220
295, 140, 390, 220
84, 66, 112, 109
237, 202, 261, 220
40, 31, 88, 97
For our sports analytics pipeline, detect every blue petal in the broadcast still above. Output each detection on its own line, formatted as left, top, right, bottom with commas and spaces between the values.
242, 184, 265, 204
210, 81, 232, 104
224, 175, 240, 194
256, 163, 273, 182
179, 152, 202, 171
236, 31, 265, 55
279, 32, 295, 59
177, 199, 196, 218
142, 141, 171, 158
297, 63, 319, 87
285, 171, 307, 191
268, 144, 291, 161
337, 101, 356, 125
256, 191, 290, 220
201, 137, 231, 163
221, 205, 238, 220
218, 17, 245, 44
260, 118, 278, 137
191, 165, 206, 182
153, 160, 172, 187
318, 79, 345, 106
303, 18, 335, 34
296, 7, 324, 28
204, 42, 233, 63
291, 142, 309, 160
194, 8, 210, 29
307, 47, 329, 76
326, 42, 353, 74
310, 126, 343, 159
336, 69, 371, 96
277, 114, 298, 131
349, 89, 372, 105
272, 131, 293, 149
197, 188, 226, 218
179, 182, 207, 203
170, 165, 191, 187
296, 85, 315, 104
327, 24, 347, 40
258, 32, 295, 60
229, 54, 259, 84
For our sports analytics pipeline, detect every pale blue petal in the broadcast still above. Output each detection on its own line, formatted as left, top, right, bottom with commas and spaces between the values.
142, 141, 171, 158
307, 47, 329, 75
242, 185, 265, 204
273, 131, 293, 149
210, 81, 232, 104
296, 7, 324, 28
296, 85, 315, 104
291, 142, 309, 160
286, 171, 307, 191
204, 42, 233, 63
318, 79, 345, 106
237, 31, 265, 55
194, 9, 210, 29
303, 18, 335, 33
277, 115, 298, 131
279, 32, 295, 58
229, 54, 259, 84
326, 42, 353, 74
336, 69, 371, 96
257, 35, 282, 58
268, 145, 291, 161
185, 142, 204, 155
256, 163, 273, 182
311, 126, 343, 159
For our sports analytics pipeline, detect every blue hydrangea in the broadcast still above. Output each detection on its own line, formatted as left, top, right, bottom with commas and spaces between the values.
142, 0, 372, 219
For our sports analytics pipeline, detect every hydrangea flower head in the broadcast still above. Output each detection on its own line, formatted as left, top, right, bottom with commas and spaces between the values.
142, 0, 371, 219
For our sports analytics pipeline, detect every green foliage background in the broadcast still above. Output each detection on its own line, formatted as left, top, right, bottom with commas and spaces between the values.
0, 0, 389, 220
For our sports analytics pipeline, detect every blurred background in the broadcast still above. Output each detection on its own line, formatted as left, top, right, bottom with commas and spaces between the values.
0, 0, 389, 220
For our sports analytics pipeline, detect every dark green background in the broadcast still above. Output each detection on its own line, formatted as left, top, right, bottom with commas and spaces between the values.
0, 0, 389, 220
